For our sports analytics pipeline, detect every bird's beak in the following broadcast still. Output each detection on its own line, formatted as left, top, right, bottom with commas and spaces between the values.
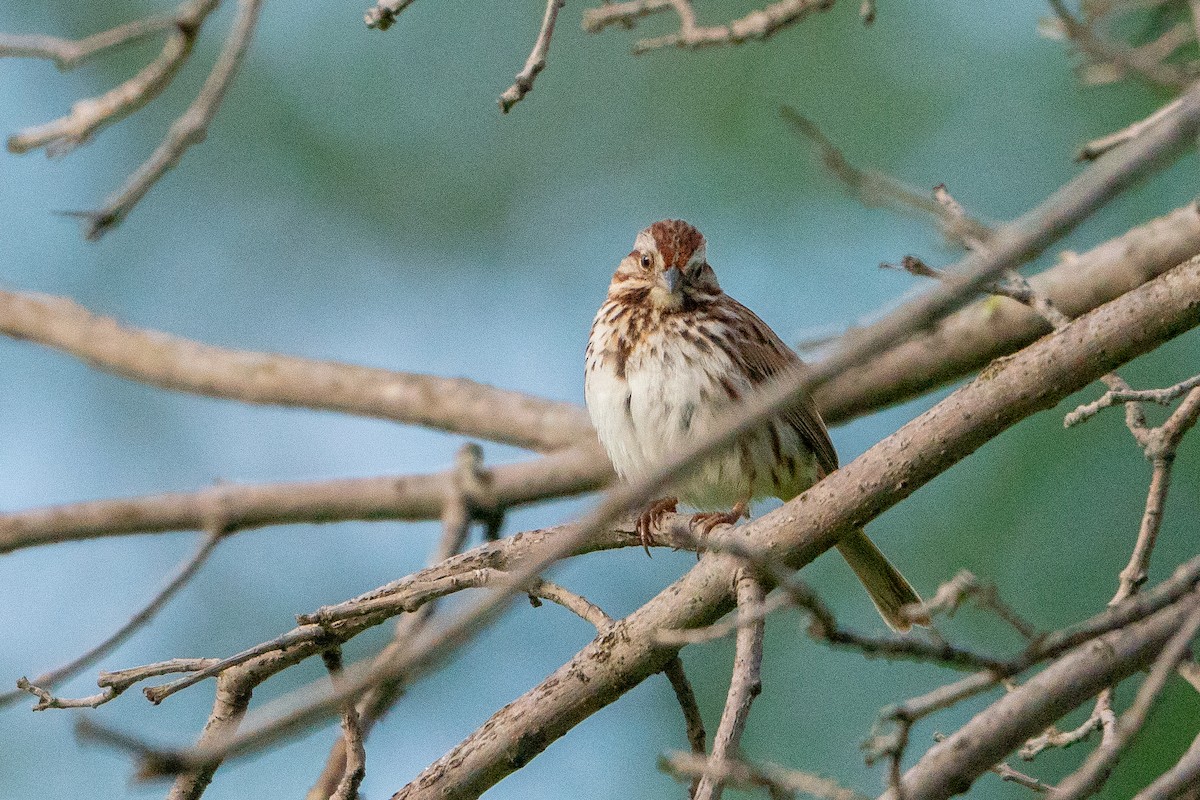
663, 266, 683, 294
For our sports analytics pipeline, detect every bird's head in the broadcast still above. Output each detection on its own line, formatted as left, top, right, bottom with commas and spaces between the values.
609, 219, 721, 309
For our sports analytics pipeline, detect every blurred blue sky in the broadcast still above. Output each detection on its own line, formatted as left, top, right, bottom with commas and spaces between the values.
1, 1, 1198, 798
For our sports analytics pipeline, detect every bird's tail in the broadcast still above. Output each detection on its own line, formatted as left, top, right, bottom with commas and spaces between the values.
836, 529, 927, 632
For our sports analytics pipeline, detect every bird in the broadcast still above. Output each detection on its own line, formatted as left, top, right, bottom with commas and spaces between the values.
584, 219, 924, 631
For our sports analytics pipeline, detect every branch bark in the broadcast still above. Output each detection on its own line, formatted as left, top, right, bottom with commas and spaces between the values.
0, 288, 593, 453
882, 594, 1200, 800
815, 202, 1200, 425
0, 445, 607, 555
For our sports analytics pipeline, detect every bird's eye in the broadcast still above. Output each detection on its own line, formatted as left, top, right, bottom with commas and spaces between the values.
639, 252, 653, 269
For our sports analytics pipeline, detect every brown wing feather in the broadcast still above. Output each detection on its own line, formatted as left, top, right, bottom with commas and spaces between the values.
719, 296, 839, 476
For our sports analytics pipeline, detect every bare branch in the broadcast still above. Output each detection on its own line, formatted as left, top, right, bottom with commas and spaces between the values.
1050, 596, 1200, 800
6, 0, 219, 157
0, 15, 176, 70
0, 446, 604, 555
695, 572, 766, 800
782, 108, 994, 248
16, 658, 218, 711
499, 0, 565, 113
663, 656, 707, 761
884, 554, 1200, 734
882, 594, 1200, 800
1064, 371, 1200, 428
1079, 97, 1186, 161
1020, 690, 1114, 760
1046, 0, 1190, 88
1, 528, 223, 709
583, 0, 840, 53
817, 203, 1200, 425
0, 288, 594, 454
320, 649, 366, 800
81, 0, 265, 239
663, 751, 869, 800
907, 569, 1039, 639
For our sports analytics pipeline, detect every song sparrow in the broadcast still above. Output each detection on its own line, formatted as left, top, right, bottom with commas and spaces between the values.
584, 219, 923, 631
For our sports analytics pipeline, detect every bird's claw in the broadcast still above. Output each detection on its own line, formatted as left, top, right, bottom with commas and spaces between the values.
689, 500, 750, 540
635, 496, 678, 557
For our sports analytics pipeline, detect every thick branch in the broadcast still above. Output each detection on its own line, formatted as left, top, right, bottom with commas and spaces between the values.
0, 288, 593, 453
0, 445, 606, 555
390, 256, 1200, 800
883, 595, 1200, 800
816, 202, 1200, 424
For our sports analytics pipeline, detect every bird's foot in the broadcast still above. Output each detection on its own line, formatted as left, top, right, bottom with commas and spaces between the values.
635, 496, 678, 556
689, 500, 750, 541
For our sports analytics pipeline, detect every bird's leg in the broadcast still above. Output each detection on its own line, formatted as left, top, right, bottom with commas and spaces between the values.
689, 498, 750, 540
635, 496, 679, 556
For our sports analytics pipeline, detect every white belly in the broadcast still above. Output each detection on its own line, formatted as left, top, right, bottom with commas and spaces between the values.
585, 321, 818, 509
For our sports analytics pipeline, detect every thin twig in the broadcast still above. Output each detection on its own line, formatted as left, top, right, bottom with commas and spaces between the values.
1049, 595, 1200, 799
6, 0, 220, 157
2, 527, 223, 709
882, 554, 1200, 732
583, 0, 841, 52
1064, 373, 1200, 428
499, 0, 565, 112
662, 751, 869, 800
1046, 0, 1189, 88
781, 108, 994, 248
0, 15, 176, 70
15, 658, 218, 710
81, 0, 265, 239
1078, 97, 1185, 161
663, 656, 707, 760
1021, 689, 1115, 760
695, 571, 766, 800
321, 649, 366, 800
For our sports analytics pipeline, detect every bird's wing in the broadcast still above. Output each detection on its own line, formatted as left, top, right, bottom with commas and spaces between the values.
719, 296, 839, 475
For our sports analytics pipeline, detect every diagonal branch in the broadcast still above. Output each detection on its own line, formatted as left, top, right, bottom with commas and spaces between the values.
882, 593, 1200, 800
816, 203, 1200, 425
80, 0, 264, 239
498, 0, 565, 112
694, 571, 766, 800
1048, 597, 1200, 799
2, 527, 224, 708
382, 257, 1200, 800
